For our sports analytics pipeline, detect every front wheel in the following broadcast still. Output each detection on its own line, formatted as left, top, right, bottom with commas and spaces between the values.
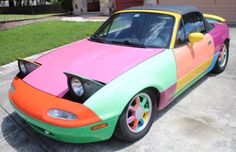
114, 89, 157, 142
212, 43, 229, 74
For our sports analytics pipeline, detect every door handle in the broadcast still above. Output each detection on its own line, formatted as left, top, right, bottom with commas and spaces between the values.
208, 41, 212, 46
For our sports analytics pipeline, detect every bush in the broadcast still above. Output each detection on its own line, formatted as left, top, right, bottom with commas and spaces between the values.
59, 0, 73, 13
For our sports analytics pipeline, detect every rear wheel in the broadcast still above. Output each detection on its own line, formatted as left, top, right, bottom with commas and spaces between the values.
114, 89, 157, 142
212, 43, 229, 73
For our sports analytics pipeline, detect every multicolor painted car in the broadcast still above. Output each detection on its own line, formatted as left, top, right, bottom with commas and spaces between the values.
9, 5, 230, 143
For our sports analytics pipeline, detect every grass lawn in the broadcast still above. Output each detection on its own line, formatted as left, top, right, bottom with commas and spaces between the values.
0, 20, 102, 66
0, 13, 62, 22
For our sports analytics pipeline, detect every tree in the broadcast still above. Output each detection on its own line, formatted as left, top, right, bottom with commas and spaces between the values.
26, 0, 29, 6
8, 0, 14, 7
59, 0, 72, 12
16, 0, 22, 6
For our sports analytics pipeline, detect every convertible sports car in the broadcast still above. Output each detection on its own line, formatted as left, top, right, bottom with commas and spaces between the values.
9, 5, 229, 143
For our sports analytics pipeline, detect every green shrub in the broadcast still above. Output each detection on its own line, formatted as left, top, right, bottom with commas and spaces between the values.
59, 0, 73, 12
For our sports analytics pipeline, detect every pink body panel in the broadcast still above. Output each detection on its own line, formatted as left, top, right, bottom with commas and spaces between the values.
209, 23, 229, 53
23, 39, 163, 96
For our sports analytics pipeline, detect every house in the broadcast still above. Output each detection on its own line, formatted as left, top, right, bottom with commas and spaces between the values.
72, 0, 236, 24
72, 0, 158, 15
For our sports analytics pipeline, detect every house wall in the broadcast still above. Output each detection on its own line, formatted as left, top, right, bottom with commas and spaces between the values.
73, 0, 87, 14
144, 0, 157, 5
159, 0, 236, 24
73, 0, 113, 15
73, 0, 157, 15
73, 0, 236, 24
100, 0, 113, 15
115, 0, 144, 11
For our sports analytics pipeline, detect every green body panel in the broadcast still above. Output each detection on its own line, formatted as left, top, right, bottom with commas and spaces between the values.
84, 49, 177, 120
11, 101, 119, 143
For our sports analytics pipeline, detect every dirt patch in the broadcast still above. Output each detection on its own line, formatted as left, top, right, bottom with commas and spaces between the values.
0, 16, 61, 31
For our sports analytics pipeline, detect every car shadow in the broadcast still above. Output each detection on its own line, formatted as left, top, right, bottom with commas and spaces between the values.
1, 112, 133, 152
1, 74, 212, 152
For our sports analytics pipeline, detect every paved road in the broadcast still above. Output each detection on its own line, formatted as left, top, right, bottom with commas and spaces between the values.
0, 28, 236, 152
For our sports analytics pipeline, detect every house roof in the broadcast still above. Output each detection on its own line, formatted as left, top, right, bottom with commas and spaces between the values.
125, 5, 200, 15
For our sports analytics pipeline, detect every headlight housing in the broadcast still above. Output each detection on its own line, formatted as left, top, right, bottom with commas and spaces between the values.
64, 72, 104, 102
71, 77, 84, 96
9, 83, 15, 94
18, 58, 41, 77
48, 109, 77, 120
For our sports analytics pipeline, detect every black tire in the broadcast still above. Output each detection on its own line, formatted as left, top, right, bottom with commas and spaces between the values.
114, 89, 157, 142
212, 42, 229, 74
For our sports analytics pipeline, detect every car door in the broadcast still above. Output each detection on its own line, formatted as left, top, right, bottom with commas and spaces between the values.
173, 12, 215, 94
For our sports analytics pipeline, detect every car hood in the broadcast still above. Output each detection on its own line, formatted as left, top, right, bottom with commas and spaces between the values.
23, 39, 164, 97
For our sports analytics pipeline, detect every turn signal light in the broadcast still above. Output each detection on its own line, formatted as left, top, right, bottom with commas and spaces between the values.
91, 123, 108, 130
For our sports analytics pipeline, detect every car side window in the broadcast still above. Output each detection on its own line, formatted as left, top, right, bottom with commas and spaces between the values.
183, 12, 206, 37
175, 20, 187, 47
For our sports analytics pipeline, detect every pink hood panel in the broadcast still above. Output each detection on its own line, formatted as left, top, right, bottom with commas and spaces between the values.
23, 39, 163, 96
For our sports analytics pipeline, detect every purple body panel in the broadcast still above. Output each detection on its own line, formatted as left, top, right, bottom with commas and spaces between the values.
23, 39, 163, 96
158, 84, 176, 110
209, 23, 229, 53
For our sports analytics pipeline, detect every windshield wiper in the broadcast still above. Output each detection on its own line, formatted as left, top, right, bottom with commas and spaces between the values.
90, 35, 105, 43
111, 40, 146, 48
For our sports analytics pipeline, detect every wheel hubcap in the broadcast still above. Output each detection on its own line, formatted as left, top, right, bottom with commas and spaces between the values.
126, 93, 152, 133
218, 44, 228, 68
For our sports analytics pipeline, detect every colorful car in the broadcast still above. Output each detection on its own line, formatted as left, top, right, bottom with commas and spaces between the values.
9, 5, 230, 143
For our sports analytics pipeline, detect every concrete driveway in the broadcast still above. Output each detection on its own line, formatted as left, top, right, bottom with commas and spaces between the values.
0, 28, 235, 152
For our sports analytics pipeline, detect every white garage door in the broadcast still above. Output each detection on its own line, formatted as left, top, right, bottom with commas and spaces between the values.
159, 0, 236, 24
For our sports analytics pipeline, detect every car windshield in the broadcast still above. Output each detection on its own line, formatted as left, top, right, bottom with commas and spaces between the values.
90, 12, 175, 48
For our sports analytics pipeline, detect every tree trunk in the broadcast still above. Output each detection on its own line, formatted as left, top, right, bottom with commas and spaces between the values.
27, 0, 30, 6
39, 0, 46, 5
8, 0, 14, 7
16, 0, 22, 6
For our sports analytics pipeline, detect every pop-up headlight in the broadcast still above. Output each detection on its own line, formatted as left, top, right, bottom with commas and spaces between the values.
71, 77, 84, 97
64, 72, 104, 102
18, 58, 41, 77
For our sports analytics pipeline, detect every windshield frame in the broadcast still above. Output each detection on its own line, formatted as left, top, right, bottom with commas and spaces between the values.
90, 11, 176, 49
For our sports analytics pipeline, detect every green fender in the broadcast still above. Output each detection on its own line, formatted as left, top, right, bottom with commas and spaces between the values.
84, 49, 177, 121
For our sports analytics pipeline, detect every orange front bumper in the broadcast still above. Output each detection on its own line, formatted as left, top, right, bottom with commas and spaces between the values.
9, 77, 101, 128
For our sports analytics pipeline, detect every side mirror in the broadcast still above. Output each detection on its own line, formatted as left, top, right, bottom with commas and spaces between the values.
188, 32, 204, 46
